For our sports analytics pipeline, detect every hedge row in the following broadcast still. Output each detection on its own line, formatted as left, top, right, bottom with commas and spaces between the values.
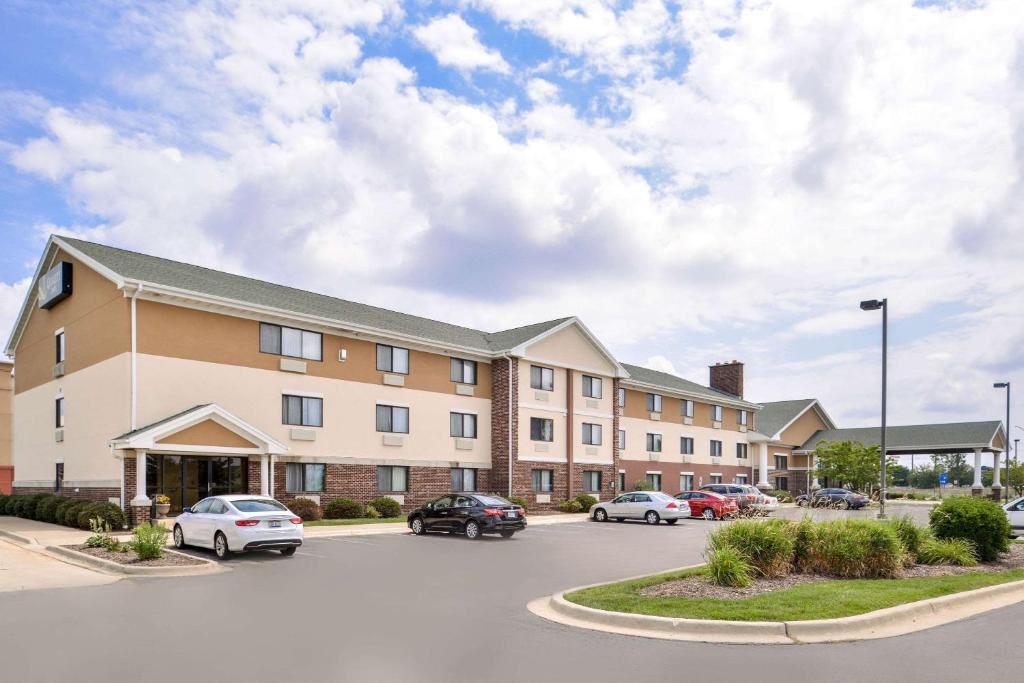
0, 493, 126, 530
285, 495, 406, 521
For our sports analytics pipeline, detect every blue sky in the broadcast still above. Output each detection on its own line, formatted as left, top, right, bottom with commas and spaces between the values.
1, 0, 1022, 464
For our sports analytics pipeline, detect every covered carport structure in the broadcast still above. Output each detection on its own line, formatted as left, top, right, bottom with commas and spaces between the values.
794, 420, 1008, 497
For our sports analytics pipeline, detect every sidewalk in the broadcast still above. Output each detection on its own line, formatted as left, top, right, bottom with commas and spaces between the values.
304, 511, 590, 538
0, 519, 122, 592
0, 516, 95, 546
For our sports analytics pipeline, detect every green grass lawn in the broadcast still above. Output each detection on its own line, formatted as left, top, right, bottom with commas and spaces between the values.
303, 517, 405, 527
565, 567, 1024, 622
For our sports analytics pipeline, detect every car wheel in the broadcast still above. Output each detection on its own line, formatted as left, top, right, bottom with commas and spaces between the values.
666, 519, 678, 525
410, 516, 426, 535
280, 546, 297, 557
214, 532, 230, 560
173, 524, 186, 549
702, 508, 715, 521
843, 499, 852, 510
464, 520, 482, 540
645, 511, 660, 525
499, 530, 515, 539
593, 508, 608, 522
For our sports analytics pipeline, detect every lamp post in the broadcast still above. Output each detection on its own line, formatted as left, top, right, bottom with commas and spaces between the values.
994, 382, 1010, 503
861, 298, 888, 519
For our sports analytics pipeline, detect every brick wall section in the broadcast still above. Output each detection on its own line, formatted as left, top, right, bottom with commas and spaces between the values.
247, 459, 262, 495
709, 361, 744, 398
12, 485, 119, 501
489, 356, 518, 496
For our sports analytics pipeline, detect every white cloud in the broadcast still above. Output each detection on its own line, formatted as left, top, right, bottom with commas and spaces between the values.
0, 278, 30, 357
413, 14, 510, 74
643, 355, 678, 375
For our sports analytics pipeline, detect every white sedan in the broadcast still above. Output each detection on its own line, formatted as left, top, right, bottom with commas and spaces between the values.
173, 495, 304, 560
589, 491, 690, 525
1005, 497, 1024, 538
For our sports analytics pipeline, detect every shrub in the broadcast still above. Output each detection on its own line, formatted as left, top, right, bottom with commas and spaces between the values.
324, 497, 363, 519
917, 538, 979, 566
707, 546, 753, 588
368, 496, 402, 518
55, 499, 83, 526
12, 496, 34, 518
890, 515, 928, 558
507, 495, 528, 510
35, 496, 63, 524
129, 522, 169, 560
558, 499, 584, 513
85, 518, 115, 548
0, 495, 22, 515
286, 497, 322, 521
365, 505, 381, 519
798, 519, 904, 578
769, 490, 794, 503
76, 502, 126, 530
0, 494, 7, 514
929, 496, 1010, 562
574, 494, 598, 510
633, 479, 654, 491
709, 519, 795, 577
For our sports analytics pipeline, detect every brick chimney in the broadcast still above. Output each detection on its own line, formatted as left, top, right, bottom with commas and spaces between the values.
709, 360, 744, 398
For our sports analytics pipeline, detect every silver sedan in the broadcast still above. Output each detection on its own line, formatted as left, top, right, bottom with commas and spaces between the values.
590, 491, 690, 525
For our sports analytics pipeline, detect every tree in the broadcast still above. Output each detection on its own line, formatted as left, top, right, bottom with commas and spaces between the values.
889, 464, 910, 487
908, 465, 940, 489
813, 440, 896, 493
933, 453, 972, 486
1008, 461, 1024, 497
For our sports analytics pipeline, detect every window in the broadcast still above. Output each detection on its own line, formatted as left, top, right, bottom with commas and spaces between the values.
285, 463, 325, 492
376, 405, 410, 433
259, 323, 322, 361
55, 331, 65, 363
55, 462, 64, 493
711, 405, 723, 422
680, 437, 694, 455
682, 399, 694, 418
55, 397, 64, 429
736, 474, 748, 485
646, 433, 662, 452
710, 474, 723, 484
451, 467, 477, 492
738, 409, 748, 426
532, 469, 554, 492
776, 476, 789, 491
376, 344, 409, 374
208, 499, 226, 514
710, 440, 723, 457
450, 412, 477, 438
282, 395, 323, 427
646, 393, 662, 412
530, 365, 554, 391
775, 454, 789, 470
646, 473, 662, 490
582, 423, 602, 445
583, 471, 602, 493
736, 443, 748, 459
450, 358, 477, 385
530, 417, 554, 442
617, 387, 625, 407
617, 429, 626, 449
680, 474, 694, 492
377, 465, 409, 492
582, 375, 602, 398
617, 472, 625, 491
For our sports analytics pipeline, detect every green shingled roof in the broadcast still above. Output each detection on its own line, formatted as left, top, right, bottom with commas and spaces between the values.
797, 421, 1005, 454
111, 404, 212, 441
755, 399, 823, 438
619, 362, 758, 407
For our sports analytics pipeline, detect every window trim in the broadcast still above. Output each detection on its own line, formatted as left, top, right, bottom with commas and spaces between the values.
617, 429, 626, 450
531, 468, 554, 492
55, 330, 65, 364
377, 465, 409, 492
682, 399, 694, 418
646, 432, 662, 453
681, 436, 694, 455
451, 467, 478, 492
738, 409, 748, 426
736, 442, 748, 459
530, 365, 554, 391
450, 411, 477, 439
450, 358, 477, 385
582, 470, 602, 493
376, 404, 410, 434
711, 404, 723, 422
582, 423, 602, 446
617, 387, 625, 408
646, 393, 663, 413
530, 416, 554, 442
710, 439, 723, 457
55, 396, 64, 429
285, 462, 326, 493
259, 322, 323, 362
376, 344, 410, 375
582, 375, 602, 399
282, 394, 324, 427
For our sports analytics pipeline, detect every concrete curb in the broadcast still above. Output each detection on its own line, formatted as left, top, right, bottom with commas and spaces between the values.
0, 528, 37, 546
304, 512, 588, 538
529, 567, 1024, 644
46, 545, 227, 577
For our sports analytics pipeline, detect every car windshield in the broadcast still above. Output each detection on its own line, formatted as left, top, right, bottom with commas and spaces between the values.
473, 495, 511, 507
232, 499, 288, 512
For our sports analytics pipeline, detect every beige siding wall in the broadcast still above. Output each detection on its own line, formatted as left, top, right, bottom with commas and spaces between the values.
0, 362, 12, 466
778, 407, 830, 447
618, 415, 753, 471
568, 370, 614, 466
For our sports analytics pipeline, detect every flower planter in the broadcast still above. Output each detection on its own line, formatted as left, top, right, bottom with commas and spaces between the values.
155, 503, 171, 518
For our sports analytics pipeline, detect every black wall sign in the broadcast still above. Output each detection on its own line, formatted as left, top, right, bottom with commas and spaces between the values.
38, 261, 73, 309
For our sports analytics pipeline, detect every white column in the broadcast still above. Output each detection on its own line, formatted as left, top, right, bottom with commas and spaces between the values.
972, 448, 983, 493
757, 442, 770, 491
131, 449, 151, 505
992, 450, 1002, 489
811, 454, 821, 490
269, 454, 276, 498
260, 454, 270, 496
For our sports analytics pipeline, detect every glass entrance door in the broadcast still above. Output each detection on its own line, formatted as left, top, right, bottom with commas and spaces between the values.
146, 455, 248, 513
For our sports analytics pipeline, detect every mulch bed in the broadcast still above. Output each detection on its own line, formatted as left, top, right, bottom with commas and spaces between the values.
67, 544, 206, 567
639, 544, 1024, 600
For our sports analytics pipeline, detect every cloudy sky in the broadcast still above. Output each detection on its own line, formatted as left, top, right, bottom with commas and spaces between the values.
1, 0, 1022, 458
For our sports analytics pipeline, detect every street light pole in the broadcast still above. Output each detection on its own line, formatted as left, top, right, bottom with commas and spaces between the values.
861, 298, 888, 519
994, 382, 1010, 503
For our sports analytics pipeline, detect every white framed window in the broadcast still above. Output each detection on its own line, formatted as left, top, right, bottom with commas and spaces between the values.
646, 393, 662, 412
710, 439, 723, 457
450, 412, 477, 438
646, 473, 662, 490
681, 437, 694, 455
736, 474, 748, 485
582, 423, 602, 445
583, 471, 602, 493
530, 417, 554, 442
617, 429, 625, 449
680, 474, 694, 492
617, 387, 625, 407
682, 399, 694, 418
646, 433, 662, 452
285, 463, 325, 492
711, 405, 723, 422
55, 396, 65, 429
55, 330, 65, 364
617, 472, 625, 491
530, 365, 554, 391
376, 405, 410, 433
260, 322, 322, 361
738, 409, 748, 426
376, 344, 410, 374
450, 358, 477, 385
710, 474, 723, 484
532, 469, 554, 492
377, 465, 409, 492
775, 454, 789, 470
736, 443, 749, 459
282, 395, 323, 427
451, 467, 477, 492
582, 375, 602, 398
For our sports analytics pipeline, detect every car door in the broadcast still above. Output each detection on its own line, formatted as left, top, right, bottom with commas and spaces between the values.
425, 496, 453, 531
205, 498, 228, 544
631, 493, 652, 518
451, 495, 476, 528
604, 494, 631, 517
184, 497, 214, 546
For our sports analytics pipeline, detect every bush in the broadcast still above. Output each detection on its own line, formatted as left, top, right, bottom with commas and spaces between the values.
35, 496, 63, 524
633, 479, 654, 491
574, 494, 598, 510
0, 494, 7, 514
55, 499, 83, 526
917, 538, 978, 566
507, 496, 528, 510
324, 497, 363, 519
129, 522, 168, 561
709, 519, 795, 577
286, 497, 322, 522
769, 490, 794, 503
707, 546, 753, 587
12, 496, 34, 518
890, 515, 928, 558
558, 499, 584, 513
0, 495, 22, 515
798, 519, 904, 578
76, 502, 126, 530
929, 496, 1010, 562
365, 505, 381, 519
368, 496, 402, 518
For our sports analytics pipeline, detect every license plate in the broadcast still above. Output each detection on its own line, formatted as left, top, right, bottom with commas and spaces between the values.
269, 520, 281, 528
505, 511, 517, 519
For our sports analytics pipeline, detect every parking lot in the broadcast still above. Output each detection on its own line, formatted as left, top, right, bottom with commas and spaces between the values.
0, 509, 1021, 682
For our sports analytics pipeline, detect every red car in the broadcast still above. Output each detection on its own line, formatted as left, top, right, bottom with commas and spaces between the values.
675, 490, 738, 520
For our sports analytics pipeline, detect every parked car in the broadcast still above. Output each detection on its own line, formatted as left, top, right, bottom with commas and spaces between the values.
408, 494, 525, 539
590, 492, 690, 525
700, 484, 761, 509
753, 493, 780, 513
796, 488, 869, 509
173, 495, 304, 560
1004, 497, 1024, 538
676, 490, 737, 520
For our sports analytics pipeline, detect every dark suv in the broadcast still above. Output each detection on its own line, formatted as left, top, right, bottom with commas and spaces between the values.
797, 488, 869, 509
408, 494, 526, 539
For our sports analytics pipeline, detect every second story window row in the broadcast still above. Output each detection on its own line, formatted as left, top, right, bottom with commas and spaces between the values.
646, 433, 662, 452
282, 395, 323, 427
260, 322, 322, 361
376, 404, 410, 433
450, 412, 477, 438
582, 423, 602, 445
377, 344, 410, 374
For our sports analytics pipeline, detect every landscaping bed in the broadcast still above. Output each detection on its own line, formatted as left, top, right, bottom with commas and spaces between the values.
66, 544, 206, 567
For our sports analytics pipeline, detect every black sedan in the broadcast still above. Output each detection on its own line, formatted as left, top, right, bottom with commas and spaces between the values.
796, 488, 869, 509
408, 494, 526, 539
